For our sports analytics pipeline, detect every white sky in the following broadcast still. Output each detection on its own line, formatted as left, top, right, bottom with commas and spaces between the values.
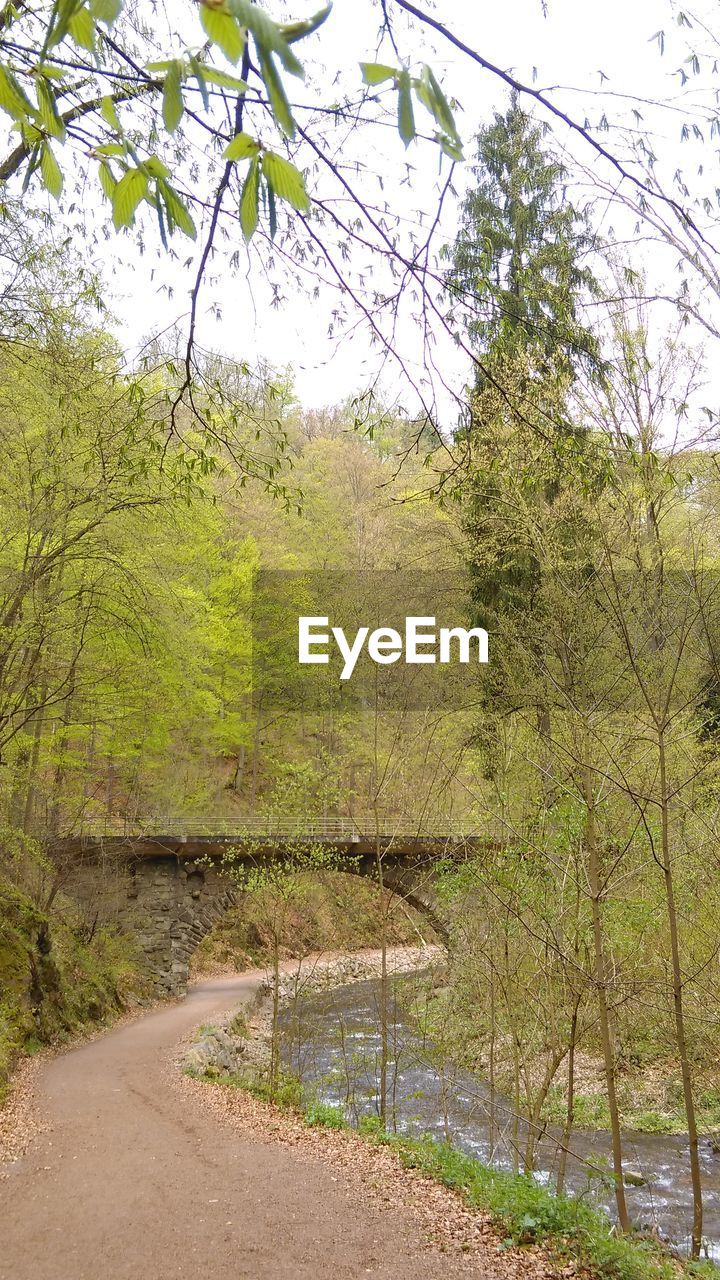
13, 0, 720, 419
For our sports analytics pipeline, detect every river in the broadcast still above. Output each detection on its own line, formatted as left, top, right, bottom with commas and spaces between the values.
279, 972, 720, 1259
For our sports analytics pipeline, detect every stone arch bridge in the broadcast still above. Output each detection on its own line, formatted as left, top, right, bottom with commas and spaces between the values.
57, 819, 484, 996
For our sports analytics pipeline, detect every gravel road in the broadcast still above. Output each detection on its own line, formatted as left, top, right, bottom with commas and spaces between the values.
0, 970, 504, 1280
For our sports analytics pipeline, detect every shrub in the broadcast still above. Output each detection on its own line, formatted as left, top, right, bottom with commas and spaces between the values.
303, 1101, 346, 1129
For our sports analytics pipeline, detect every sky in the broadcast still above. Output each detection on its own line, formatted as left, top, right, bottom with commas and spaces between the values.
15, 0, 720, 421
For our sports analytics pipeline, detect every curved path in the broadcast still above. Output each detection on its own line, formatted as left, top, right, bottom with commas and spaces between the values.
0, 971, 485, 1280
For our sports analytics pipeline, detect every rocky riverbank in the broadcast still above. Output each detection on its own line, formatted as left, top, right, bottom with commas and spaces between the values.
180, 945, 442, 1079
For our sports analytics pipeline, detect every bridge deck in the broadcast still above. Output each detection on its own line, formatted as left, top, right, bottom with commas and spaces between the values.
63, 817, 489, 839
57, 830, 485, 863
53, 817, 499, 870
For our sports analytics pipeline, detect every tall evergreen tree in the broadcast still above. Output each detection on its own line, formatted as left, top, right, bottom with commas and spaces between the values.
447, 96, 600, 391
446, 99, 606, 647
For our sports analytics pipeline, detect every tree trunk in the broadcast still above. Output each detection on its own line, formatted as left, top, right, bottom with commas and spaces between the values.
231, 744, 246, 792
557, 1003, 578, 1195
658, 730, 703, 1256
488, 963, 497, 1159
375, 831, 389, 1127
270, 931, 280, 1100
22, 700, 45, 834
511, 1036, 520, 1174
583, 759, 630, 1232
250, 712, 262, 816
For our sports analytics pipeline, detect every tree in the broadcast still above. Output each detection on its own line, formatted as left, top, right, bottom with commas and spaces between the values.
0, 2, 710, 449
447, 98, 599, 390
447, 101, 607, 835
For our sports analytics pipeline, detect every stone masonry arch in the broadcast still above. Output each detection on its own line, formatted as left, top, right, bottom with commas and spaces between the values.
60, 834, 459, 996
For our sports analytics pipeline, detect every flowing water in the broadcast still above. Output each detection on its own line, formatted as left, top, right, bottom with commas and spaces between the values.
279, 973, 720, 1259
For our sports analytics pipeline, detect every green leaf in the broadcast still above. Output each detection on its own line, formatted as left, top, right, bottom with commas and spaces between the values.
225, 0, 304, 77
100, 94, 121, 130
112, 167, 148, 229
239, 154, 260, 240
36, 77, 66, 139
258, 48, 295, 139
421, 65, 459, 141
439, 133, 463, 163
202, 67, 249, 91
97, 159, 116, 199
200, 5, 245, 64
143, 154, 170, 178
397, 69, 415, 147
46, 0, 85, 49
68, 6, 96, 51
0, 65, 35, 121
35, 64, 65, 81
280, 3, 332, 44
262, 151, 310, 212
223, 130, 260, 160
158, 180, 197, 239
189, 54, 210, 110
162, 62, 184, 132
91, 0, 122, 24
155, 194, 168, 250
360, 62, 397, 87
94, 141, 126, 156
268, 182, 277, 239
40, 141, 63, 197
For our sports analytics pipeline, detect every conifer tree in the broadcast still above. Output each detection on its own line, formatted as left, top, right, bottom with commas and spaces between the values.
447, 95, 599, 392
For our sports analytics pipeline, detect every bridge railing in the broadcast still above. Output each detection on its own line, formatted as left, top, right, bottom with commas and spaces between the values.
69, 815, 497, 842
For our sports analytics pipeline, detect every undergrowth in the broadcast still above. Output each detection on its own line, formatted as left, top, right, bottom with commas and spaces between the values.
0, 872, 147, 1100
199, 1064, 718, 1280
188, 870, 432, 975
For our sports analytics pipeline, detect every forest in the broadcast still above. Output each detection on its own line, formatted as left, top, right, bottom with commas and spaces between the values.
3, 1, 720, 1275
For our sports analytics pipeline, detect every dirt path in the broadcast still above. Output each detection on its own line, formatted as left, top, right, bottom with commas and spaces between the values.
0, 969, 521, 1280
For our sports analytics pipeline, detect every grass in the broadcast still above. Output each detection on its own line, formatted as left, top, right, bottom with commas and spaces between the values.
348, 1132, 718, 1280
541, 1085, 720, 1139
542, 1089, 612, 1130
206, 1068, 306, 1112
195, 1062, 718, 1280
228, 1009, 250, 1039
386, 1136, 707, 1280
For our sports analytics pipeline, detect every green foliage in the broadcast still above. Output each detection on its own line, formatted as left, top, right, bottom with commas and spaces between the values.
357, 1113, 386, 1137
224, 1069, 305, 1110
228, 1009, 250, 1038
224, 132, 260, 160
0, 869, 145, 1100
360, 61, 463, 157
542, 1089, 612, 1130
240, 155, 261, 240
585, 1091, 720, 1139
262, 152, 310, 213
191, 871, 427, 974
303, 1100, 346, 1128
390, 1138, 685, 1280
200, 5, 246, 64
0, 224, 304, 831
111, 167, 147, 228
204, 1068, 704, 1280
0, 0, 460, 244
447, 97, 599, 385
161, 60, 184, 132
